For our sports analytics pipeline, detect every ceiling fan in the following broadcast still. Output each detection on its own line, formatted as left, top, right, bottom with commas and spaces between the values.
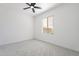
23, 3, 41, 13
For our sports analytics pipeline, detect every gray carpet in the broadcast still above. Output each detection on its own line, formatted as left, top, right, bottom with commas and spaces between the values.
0, 39, 79, 56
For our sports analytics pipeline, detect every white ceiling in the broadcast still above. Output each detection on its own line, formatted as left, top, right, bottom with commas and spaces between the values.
24, 3, 58, 16
0, 3, 60, 16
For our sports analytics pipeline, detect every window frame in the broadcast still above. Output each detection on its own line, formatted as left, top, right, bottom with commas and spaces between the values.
42, 16, 54, 34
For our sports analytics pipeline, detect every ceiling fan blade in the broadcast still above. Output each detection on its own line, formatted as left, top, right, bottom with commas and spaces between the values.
34, 6, 41, 9
32, 8, 35, 13
31, 3, 36, 6
26, 3, 31, 6
23, 7, 30, 10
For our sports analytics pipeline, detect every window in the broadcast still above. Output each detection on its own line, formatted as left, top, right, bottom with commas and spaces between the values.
42, 16, 54, 34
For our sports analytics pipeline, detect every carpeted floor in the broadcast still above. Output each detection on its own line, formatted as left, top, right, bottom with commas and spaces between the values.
0, 39, 79, 56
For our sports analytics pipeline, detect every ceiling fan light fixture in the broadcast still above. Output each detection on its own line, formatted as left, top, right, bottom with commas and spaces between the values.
30, 6, 34, 9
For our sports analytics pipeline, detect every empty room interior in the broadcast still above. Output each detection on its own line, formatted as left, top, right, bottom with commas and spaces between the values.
0, 3, 79, 56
